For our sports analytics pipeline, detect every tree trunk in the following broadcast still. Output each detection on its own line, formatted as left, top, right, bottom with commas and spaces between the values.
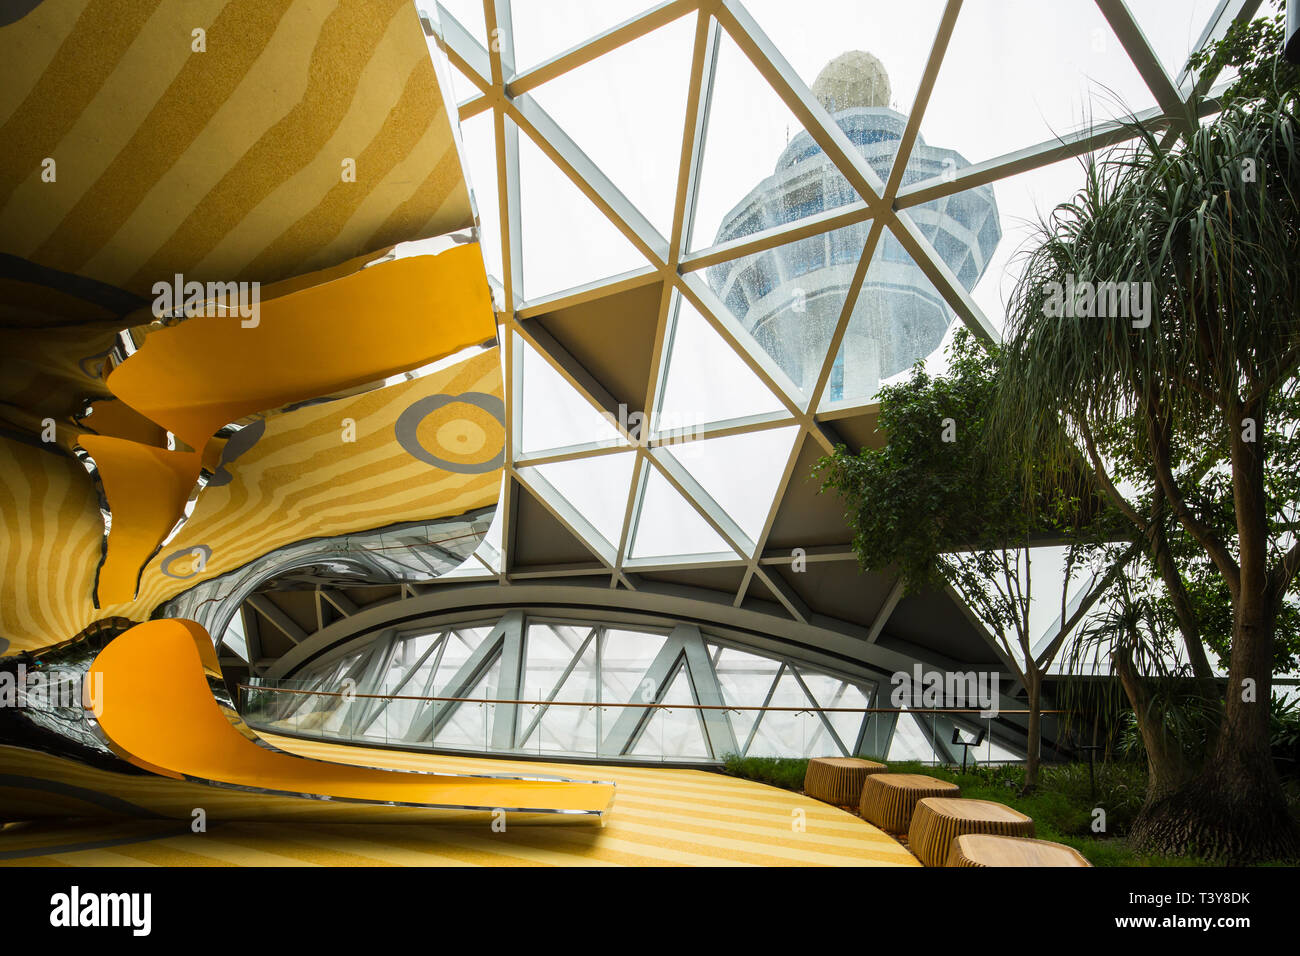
1130, 592, 1299, 862
1131, 394, 1300, 862
1113, 649, 1192, 803
1023, 668, 1041, 792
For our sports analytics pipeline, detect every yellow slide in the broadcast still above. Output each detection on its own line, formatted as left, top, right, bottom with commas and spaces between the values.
86, 619, 615, 824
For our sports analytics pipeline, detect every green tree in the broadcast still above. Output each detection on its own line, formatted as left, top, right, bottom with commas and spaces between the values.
816, 330, 1117, 790
994, 23, 1300, 859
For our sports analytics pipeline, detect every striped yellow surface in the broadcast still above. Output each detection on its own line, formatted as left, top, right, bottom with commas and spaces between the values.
0, 0, 470, 296
0, 321, 120, 421
0, 0, 498, 635
0, 347, 502, 651
0, 744, 601, 828
0, 737, 919, 867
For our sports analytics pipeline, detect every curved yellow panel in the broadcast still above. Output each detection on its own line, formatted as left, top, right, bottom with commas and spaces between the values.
75, 436, 200, 605
79, 398, 167, 446
107, 247, 494, 450
88, 619, 614, 821
77, 246, 495, 605
0, 345, 503, 651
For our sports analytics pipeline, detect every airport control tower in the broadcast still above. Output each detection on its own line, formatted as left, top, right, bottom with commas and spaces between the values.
706, 51, 1001, 402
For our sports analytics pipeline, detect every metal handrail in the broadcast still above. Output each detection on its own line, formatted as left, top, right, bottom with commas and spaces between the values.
237, 683, 1068, 714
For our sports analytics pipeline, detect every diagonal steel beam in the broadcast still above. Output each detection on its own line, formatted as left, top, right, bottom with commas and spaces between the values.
866, 577, 905, 645
516, 627, 596, 744
246, 594, 306, 645
1096, 0, 1189, 129
890, 208, 1000, 343
713, 0, 886, 211
508, 0, 701, 96
406, 613, 518, 742
679, 624, 739, 757
601, 623, 689, 755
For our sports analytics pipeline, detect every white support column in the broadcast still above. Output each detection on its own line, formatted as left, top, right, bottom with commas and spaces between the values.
680, 624, 739, 758
490, 610, 527, 750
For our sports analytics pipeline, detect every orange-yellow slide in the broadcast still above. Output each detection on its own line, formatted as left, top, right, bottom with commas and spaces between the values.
86, 619, 615, 824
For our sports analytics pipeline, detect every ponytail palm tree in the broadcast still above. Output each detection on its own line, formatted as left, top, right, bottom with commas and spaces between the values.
995, 81, 1300, 861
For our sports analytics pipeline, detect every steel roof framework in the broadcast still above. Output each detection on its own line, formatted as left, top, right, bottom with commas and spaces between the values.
418, 0, 1255, 612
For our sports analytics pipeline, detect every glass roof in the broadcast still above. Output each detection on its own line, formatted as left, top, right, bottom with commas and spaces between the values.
424, 0, 1259, 612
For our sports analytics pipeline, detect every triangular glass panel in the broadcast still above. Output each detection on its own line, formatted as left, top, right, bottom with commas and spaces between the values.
438, 555, 497, 578
926, 0, 1156, 167
628, 462, 738, 561
599, 627, 668, 703
434, 655, 502, 750
655, 295, 785, 430
530, 11, 694, 240
742, 0, 949, 186
321, 646, 380, 737
218, 614, 248, 662
691, 29, 864, 252
986, 738, 1023, 763
521, 622, 591, 702
517, 332, 625, 453
663, 425, 799, 546
511, 1, 660, 73
373, 633, 445, 739
712, 645, 780, 752
745, 669, 819, 757
702, 222, 870, 400
520, 634, 601, 755
430, 625, 494, 693
455, 110, 504, 289
966, 154, 1088, 336
795, 667, 868, 756
888, 710, 941, 763
518, 119, 648, 300
531, 450, 635, 552
630, 661, 709, 759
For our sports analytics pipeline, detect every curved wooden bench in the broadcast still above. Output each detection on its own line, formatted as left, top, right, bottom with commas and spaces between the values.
803, 757, 886, 806
945, 833, 1091, 867
858, 773, 960, 833
908, 797, 1035, 867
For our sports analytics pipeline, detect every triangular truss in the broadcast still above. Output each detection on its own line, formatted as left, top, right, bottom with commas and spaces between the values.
274, 612, 915, 762
426, 0, 1252, 608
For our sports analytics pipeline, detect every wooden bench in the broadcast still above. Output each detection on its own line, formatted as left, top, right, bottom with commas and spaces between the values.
945, 833, 1092, 867
858, 773, 960, 833
908, 797, 1035, 867
803, 757, 886, 806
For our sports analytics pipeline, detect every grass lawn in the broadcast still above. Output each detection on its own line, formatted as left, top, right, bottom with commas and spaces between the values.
720, 754, 1298, 866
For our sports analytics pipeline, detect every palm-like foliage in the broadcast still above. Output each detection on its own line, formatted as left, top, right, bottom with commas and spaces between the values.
993, 77, 1300, 858
997, 89, 1300, 484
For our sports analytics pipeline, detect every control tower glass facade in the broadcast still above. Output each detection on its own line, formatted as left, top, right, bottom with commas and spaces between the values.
706, 51, 1001, 404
